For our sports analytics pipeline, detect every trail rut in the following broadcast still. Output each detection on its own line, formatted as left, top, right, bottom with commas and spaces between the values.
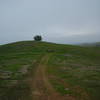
32, 54, 75, 100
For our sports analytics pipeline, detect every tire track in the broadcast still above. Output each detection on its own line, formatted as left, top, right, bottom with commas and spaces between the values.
32, 54, 75, 100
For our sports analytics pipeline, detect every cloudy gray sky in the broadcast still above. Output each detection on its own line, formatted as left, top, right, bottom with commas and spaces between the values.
0, 0, 100, 44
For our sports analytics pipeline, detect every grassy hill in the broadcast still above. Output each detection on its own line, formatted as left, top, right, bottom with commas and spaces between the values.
80, 42, 100, 47
0, 41, 100, 100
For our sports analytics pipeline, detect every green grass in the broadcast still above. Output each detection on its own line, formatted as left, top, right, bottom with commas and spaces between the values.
0, 40, 100, 100
0, 41, 45, 100
47, 48, 100, 100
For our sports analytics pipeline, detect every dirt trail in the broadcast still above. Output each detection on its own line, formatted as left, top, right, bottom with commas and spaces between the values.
32, 54, 75, 100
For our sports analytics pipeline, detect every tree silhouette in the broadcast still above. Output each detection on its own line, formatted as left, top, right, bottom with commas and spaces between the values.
34, 35, 42, 41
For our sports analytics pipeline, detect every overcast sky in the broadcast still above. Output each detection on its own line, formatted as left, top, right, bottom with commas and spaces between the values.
0, 0, 100, 44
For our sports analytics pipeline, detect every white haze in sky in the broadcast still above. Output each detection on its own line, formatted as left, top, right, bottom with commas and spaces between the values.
0, 0, 100, 44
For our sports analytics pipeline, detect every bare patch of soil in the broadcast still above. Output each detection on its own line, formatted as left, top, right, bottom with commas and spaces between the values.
31, 54, 76, 100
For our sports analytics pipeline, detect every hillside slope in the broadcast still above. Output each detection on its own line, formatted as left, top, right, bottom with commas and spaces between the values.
80, 42, 100, 47
0, 41, 100, 100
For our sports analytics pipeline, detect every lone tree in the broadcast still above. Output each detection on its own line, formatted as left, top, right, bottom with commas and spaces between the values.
34, 35, 42, 41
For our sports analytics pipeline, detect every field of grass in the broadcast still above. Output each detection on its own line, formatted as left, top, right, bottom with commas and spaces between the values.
47, 46, 100, 100
0, 41, 100, 100
0, 41, 44, 100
